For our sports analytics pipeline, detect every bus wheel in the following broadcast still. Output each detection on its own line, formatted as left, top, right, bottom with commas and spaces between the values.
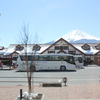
60, 66, 66, 71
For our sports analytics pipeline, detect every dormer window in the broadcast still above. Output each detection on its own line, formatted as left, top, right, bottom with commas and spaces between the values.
16, 45, 24, 51
0, 46, 4, 50
95, 44, 100, 50
82, 44, 90, 50
33, 44, 41, 51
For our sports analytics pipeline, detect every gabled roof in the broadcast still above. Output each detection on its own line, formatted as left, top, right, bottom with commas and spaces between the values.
40, 38, 84, 54
3, 41, 100, 56
9, 51, 19, 56
4, 44, 17, 55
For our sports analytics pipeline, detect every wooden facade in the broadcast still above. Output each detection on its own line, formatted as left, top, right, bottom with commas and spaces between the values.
94, 56, 100, 66
94, 51, 100, 66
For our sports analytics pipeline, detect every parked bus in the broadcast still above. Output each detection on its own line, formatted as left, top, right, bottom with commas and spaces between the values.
16, 54, 77, 71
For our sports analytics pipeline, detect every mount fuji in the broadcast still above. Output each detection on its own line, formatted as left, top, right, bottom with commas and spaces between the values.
47, 30, 100, 43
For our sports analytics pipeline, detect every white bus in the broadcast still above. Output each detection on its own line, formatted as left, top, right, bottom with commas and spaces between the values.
16, 54, 77, 71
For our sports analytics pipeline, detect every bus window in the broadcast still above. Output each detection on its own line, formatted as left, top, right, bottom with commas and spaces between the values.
20, 56, 26, 61
78, 57, 82, 63
54, 56, 60, 61
64, 56, 75, 64
60, 56, 65, 61
27, 55, 30, 60
46, 56, 54, 61
62, 56, 70, 62
38, 56, 46, 61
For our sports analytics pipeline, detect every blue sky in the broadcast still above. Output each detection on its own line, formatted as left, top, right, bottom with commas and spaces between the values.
0, 0, 100, 47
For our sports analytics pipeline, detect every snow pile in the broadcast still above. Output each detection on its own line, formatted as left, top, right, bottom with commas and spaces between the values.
23, 92, 39, 99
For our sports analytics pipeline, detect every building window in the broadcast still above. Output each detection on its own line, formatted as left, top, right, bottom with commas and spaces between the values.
12, 53, 18, 57
48, 51, 55, 53
55, 46, 68, 50
95, 44, 100, 50
96, 46, 100, 50
33, 45, 41, 51
82, 44, 90, 50
69, 51, 75, 55
16, 45, 24, 51
0, 46, 4, 50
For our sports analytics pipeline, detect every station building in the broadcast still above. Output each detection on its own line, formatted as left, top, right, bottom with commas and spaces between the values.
0, 38, 100, 66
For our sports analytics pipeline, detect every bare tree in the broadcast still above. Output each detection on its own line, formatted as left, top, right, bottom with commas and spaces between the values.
19, 23, 36, 95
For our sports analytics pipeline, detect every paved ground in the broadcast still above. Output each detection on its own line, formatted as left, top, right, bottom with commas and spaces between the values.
0, 67, 100, 86
0, 66, 100, 100
0, 84, 100, 100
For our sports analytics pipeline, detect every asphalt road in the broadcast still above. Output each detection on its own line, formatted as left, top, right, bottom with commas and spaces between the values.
0, 66, 100, 86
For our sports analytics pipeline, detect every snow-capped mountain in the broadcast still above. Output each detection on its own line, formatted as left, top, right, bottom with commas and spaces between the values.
47, 30, 100, 43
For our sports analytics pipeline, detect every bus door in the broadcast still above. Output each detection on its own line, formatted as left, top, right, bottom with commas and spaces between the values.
76, 57, 83, 68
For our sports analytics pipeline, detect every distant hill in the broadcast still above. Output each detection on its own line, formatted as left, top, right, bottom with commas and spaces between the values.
47, 30, 100, 44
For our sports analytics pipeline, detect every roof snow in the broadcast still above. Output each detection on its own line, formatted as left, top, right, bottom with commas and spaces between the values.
0, 47, 7, 55
73, 43, 99, 55
4, 44, 51, 55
